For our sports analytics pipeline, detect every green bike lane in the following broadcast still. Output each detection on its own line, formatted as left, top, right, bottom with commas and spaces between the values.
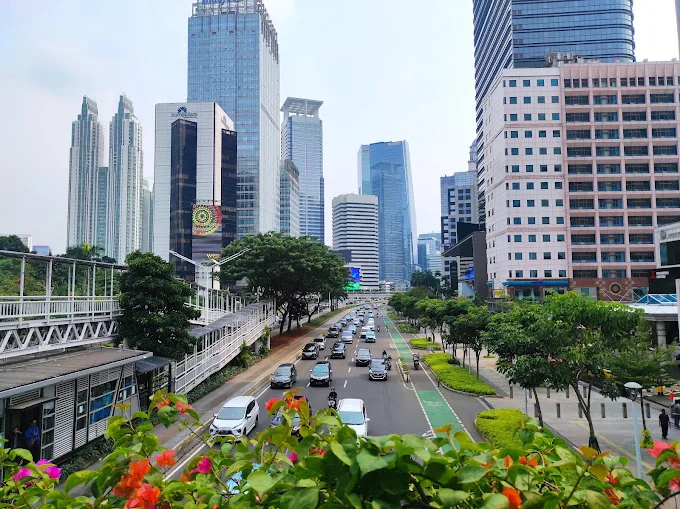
383, 316, 472, 447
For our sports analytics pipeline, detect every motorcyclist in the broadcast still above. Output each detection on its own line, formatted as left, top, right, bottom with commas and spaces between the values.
382, 350, 388, 361
328, 387, 338, 408
413, 353, 420, 370
387, 354, 392, 370
377, 324, 380, 332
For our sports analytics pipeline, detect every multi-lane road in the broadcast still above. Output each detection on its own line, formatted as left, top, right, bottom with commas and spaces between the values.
166, 304, 487, 478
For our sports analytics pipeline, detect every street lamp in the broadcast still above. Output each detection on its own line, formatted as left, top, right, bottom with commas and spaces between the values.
169, 249, 250, 321
625, 381, 643, 478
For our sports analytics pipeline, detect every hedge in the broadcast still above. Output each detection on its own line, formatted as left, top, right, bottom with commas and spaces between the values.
422, 353, 495, 395
410, 338, 441, 350
397, 322, 419, 334
475, 409, 528, 449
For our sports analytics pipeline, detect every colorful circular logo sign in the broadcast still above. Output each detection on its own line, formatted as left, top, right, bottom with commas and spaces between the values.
192, 205, 222, 236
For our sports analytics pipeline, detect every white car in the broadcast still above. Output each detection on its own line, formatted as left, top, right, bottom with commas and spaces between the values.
338, 398, 370, 437
341, 330, 354, 343
211, 396, 259, 437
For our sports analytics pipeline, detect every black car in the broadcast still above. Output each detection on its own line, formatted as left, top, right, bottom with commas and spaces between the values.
327, 326, 340, 338
309, 361, 333, 386
355, 348, 372, 366
270, 363, 297, 389
302, 343, 320, 360
369, 358, 387, 381
330, 342, 347, 359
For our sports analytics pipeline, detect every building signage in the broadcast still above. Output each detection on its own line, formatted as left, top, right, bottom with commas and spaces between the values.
661, 225, 680, 241
221, 116, 229, 129
171, 106, 198, 119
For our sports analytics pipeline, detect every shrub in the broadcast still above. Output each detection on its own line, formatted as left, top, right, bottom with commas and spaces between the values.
397, 322, 419, 334
475, 408, 528, 449
423, 353, 495, 395
410, 337, 441, 350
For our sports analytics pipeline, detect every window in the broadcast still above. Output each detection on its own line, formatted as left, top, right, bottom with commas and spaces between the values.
515, 253, 523, 260
652, 128, 677, 138
528, 235, 536, 242
528, 217, 536, 224
513, 217, 521, 224
656, 180, 680, 191
599, 198, 623, 209
511, 148, 519, 155
513, 200, 521, 207
510, 114, 518, 121
538, 96, 546, 104
552, 113, 560, 120
622, 111, 647, 122
556, 217, 565, 224
651, 93, 675, 104
559, 270, 567, 278
558, 252, 566, 260
90, 380, 117, 424
626, 180, 650, 192
512, 182, 520, 190
600, 181, 623, 192
657, 197, 680, 208
523, 79, 530, 87
554, 147, 562, 154
514, 235, 522, 242
544, 270, 553, 278
652, 110, 675, 121
552, 130, 561, 138
509, 96, 518, 104
524, 96, 531, 104
571, 216, 595, 227
566, 112, 590, 123
525, 148, 533, 155
598, 163, 621, 174
594, 95, 617, 105
527, 182, 535, 190
542, 217, 550, 225
551, 95, 559, 103
118, 376, 137, 401
76, 389, 89, 431
538, 113, 546, 120
509, 80, 517, 87
595, 128, 619, 140
540, 182, 548, 190
540, 165, 548, 172
530, 270, 538, 277
572, 234, 596, 245
654, 145, 678, 156
541, 199, 549, 206
525, 130, 532, 138
526, 164, 534, 172
569, 181, 594, 192
510, 130, 518, 138
551, 79, 558, 86
511, 165, 520, 172
516, 270, 524, 278
595, 111, 619, 122
557, 234, 565, 241
570, 198, 595, 209
542, 234, 550, 242
596, 146, 620, 157
527, 200, 535, 207
623, 128, 647, 139
539, 148, 547, 155
567, 129, 591, 140
556, 199, 563, 206
565, 95, 589, 105
529, 252, 537, 260
524, 114, 532, 121
539, 130, 547, 138
555, 182, 563, 189
622, 94, 646, 104
655, 163, 679, 173
567, 146, 592, 157
554, 164, 562, 172
537, 79, 545, 86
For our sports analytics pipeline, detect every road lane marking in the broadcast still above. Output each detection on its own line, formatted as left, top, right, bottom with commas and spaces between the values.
348, 367, 351, 373
344, 380, 347, 388
351, 357, 354, 362
307, 382, 310, 387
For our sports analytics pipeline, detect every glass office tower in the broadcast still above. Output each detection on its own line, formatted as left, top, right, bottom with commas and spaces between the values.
358, 141, 417, 288
188, 0, 280, 237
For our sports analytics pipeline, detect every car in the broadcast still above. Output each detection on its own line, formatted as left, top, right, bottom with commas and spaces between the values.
368, 312, 374, 319
344, 314, 352, 321
352, 319, 360, 326
355, 348, 372, 366
302, 342, 320, 360
271, 395, 311, 438
310, 360, 333, 386
341, 330, 354, 344
313, 335, 326, 350
361, 326, 370, 335
211, 396, 259, 437
365, 331, 376, 343
339, 319, 348, 326
369, 358, 387, 381
331, 342, 347, 359
350, 324, 357, 334
327, 326, 340, 338
270, 363, 297, 388
337, 398, 370, 437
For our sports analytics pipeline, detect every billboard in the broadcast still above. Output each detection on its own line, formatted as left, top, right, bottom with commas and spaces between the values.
192, 204, 223, 263
345, 267, 361, 291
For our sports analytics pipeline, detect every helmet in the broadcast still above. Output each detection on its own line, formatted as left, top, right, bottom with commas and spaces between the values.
331, 387, 335, 391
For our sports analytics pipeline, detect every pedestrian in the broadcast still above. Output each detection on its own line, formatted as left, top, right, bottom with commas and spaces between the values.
674, 402, 680, 429
25, 420, 41, 459
660, 409, 671, 439
10, 427, 22, 449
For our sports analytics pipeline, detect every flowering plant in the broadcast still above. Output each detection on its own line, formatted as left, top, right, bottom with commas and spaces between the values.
0, 390, 666, 507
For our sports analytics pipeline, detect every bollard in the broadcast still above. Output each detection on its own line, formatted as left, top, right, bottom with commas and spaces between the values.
534, 403, 539, 418
601, 402, 606, 418
622, 402, 628, 419
583, 385, 587, 398
547, 387, 551, 399
646, 403, 651, 419
510, 386, 513, 399
556, 402, 561, 418
566, 386, 570, 399
578, 404, 583, 418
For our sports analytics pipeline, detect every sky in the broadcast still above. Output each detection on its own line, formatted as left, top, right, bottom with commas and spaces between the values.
0, 0, 678, 254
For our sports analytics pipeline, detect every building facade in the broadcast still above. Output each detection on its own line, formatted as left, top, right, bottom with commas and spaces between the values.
95, 166, 109, 252
417, 233, 442, 273
332, 194, 379, 290
358, 141, 417, 288
153, 103, 237, 282
473, 0, 636, 224
483, 60, 680, 300
281, 98, 324, 243
188, 0, 280, 237
279, 159, 300, 237
141, 179, 154, 253
440, 170, 479, 249
67, 97, 104, 251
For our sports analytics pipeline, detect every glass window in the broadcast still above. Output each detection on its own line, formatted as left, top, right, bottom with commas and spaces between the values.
527, 200, 535, 207
559, 270, 567, 278
509, 80, 517, 87
528, 217, 536, 224
539, 130, 547, 138
512, 182, 520, 190
524, 114, 532, 121
513, 200, 521, 207
544, 270, 553, 278
524, 97, 531, 104
556, 199, 563, 206
511, 148, 519, 155
526, 164, 534, 172
539, 148, 548, 155
515, 253, 523, 260
510, 130, 519, 138
555, 182, 563, 190
511, 165, 520, 172
540, 182, 548, 189
538, 113, 546, 120
525, 130, 532, 138
553, 130, 561, 138
90, 380, 117, 424
544, 252, 552, 260
513, 217, 521, 224
514, 235, 522, 242
530, 270, 538, 277
542, 217, 550, 225
537, 79, 545, 87
540, 165, 548, 172
516, 270, 524, 277
551, 96, 559, 103
527, 182, 534, 189
551, 79, 558, 86
556, 217, 565, 224
509, 96, 518, 104
529, 252, 537, 260
523, 80, 531, 87
525, 148, 533, 155
557, 234, 565, 241
528, 235, 536, 242
510, 114, 518, 121
538, 96, 546, 104
552, 113, 560, 121
543, 234, 550, 242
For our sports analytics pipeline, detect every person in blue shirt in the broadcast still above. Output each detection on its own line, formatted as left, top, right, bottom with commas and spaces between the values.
25, 420, 40, 458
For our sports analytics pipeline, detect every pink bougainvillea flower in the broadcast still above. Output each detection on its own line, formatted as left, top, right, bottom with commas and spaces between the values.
45, 465, 62, 479
288, 452, 298, 463
36, 459, 52, 466
190, 456, 212, 475
176, 401, 193, 415
12, 468, 32, 482
647, 441, 671, 458
670, 477, 680, 492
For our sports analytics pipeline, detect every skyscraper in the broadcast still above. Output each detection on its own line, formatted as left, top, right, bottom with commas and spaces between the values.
417, 233, 442, 273
67, 97, 104, 250
358, 141, 417, 288
95, 166, 109, 251
141, 178, 154, 253
279, 159, 300, 237
188, 0, 280, 237
108, 95, 143, 263
281, 98, 324, 242
332, 194, 379, 291
473, 0, 636, 222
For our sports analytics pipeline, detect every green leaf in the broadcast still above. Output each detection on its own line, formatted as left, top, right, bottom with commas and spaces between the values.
280, 487, 319, 509
226, 459, 254, 477
356, 450, 397, 475
438, 488, 469, 507
64, 470, 97, 494
588, 462, 608, 482
656, 468, 680, 488
157, 405, 178, 427
330, 442, 353, 466
481, 493, 510, 508
345, 493, 363, 509
9, 448, 33, 462
247, 469, 277, 495
456, 465, 488, 484
584, 490, 612, 509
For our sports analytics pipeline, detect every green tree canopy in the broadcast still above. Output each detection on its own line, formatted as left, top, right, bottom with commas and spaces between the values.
410, 269, 442, 295
449, 305, 491, 378
116, 251, 200, 360
0, 235, 29, 253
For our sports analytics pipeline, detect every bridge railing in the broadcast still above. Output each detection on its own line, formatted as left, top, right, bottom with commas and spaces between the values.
0, 296, 121, 328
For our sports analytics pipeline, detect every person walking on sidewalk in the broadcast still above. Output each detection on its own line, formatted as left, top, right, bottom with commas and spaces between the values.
673, 401, 680, 429
660, 409, 671, 439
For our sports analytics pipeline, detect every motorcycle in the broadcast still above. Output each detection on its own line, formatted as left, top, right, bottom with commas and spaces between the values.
413, 354, 420, 370
377, 325, 380, 332
328, 397, 338, 410
386, 356, 392, 371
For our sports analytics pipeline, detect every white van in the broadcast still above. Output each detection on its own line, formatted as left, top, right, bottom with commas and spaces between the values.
367, 319, 375, 331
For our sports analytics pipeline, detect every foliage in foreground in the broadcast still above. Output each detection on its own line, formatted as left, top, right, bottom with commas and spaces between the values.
475, 408, 529, 450
3, 391, 679, 508
424, 352, 496, 395
410, 337, 442, 350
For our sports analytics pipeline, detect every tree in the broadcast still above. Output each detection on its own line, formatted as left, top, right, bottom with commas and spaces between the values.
116, 251, 200, 360
450, 305, 491, 378
0, 235, 29, 253
441, 298, 473, 355
410, 269, 442, 295
220, 234, 348, 335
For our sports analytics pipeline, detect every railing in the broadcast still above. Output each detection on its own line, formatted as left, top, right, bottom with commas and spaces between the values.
0, 296, 121, 328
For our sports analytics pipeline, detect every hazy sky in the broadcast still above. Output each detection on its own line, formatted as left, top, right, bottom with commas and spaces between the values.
0, 1, 677, 254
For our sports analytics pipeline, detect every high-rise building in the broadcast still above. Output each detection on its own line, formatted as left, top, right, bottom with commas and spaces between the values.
676, 0, 680, 58
153, 103, 237, 283
332, 194, 379, 290
188, 0, 280, 237
141, 179, 154, 253
417, 233, 442, 273
473, 0, 636, 223
279, 159, 300, 237
95, 166, 109, 251
281, 98, 324, 242
358, 141, 417, 288
482, 60, 680, 301
108, 95, 143, 263
67, 97, 104, 250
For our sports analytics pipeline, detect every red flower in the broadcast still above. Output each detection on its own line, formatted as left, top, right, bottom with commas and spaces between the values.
605, 472, 619, 486
155, 449, 176, 467
503, 486, 522, 509
286, 397, 302, 411
519, 456, 527, 465
190, 456, 212, 475
265, 397, 279, 412
176, 401, 193, 415
647, 441, 671, 458
604, 487, 621, 506
129, 458, 151, 478
155, 398, 171, 410
126, 483, 161, 509
113, 474, 142, 498
179, 472, 191, 483
670, 477, 680, 492
504, 455, 513, 468
527, 456, 538, 467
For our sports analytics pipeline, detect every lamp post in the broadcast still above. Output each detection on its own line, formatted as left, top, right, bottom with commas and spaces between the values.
169, 249, 250, 322
625, 381, 643, 478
